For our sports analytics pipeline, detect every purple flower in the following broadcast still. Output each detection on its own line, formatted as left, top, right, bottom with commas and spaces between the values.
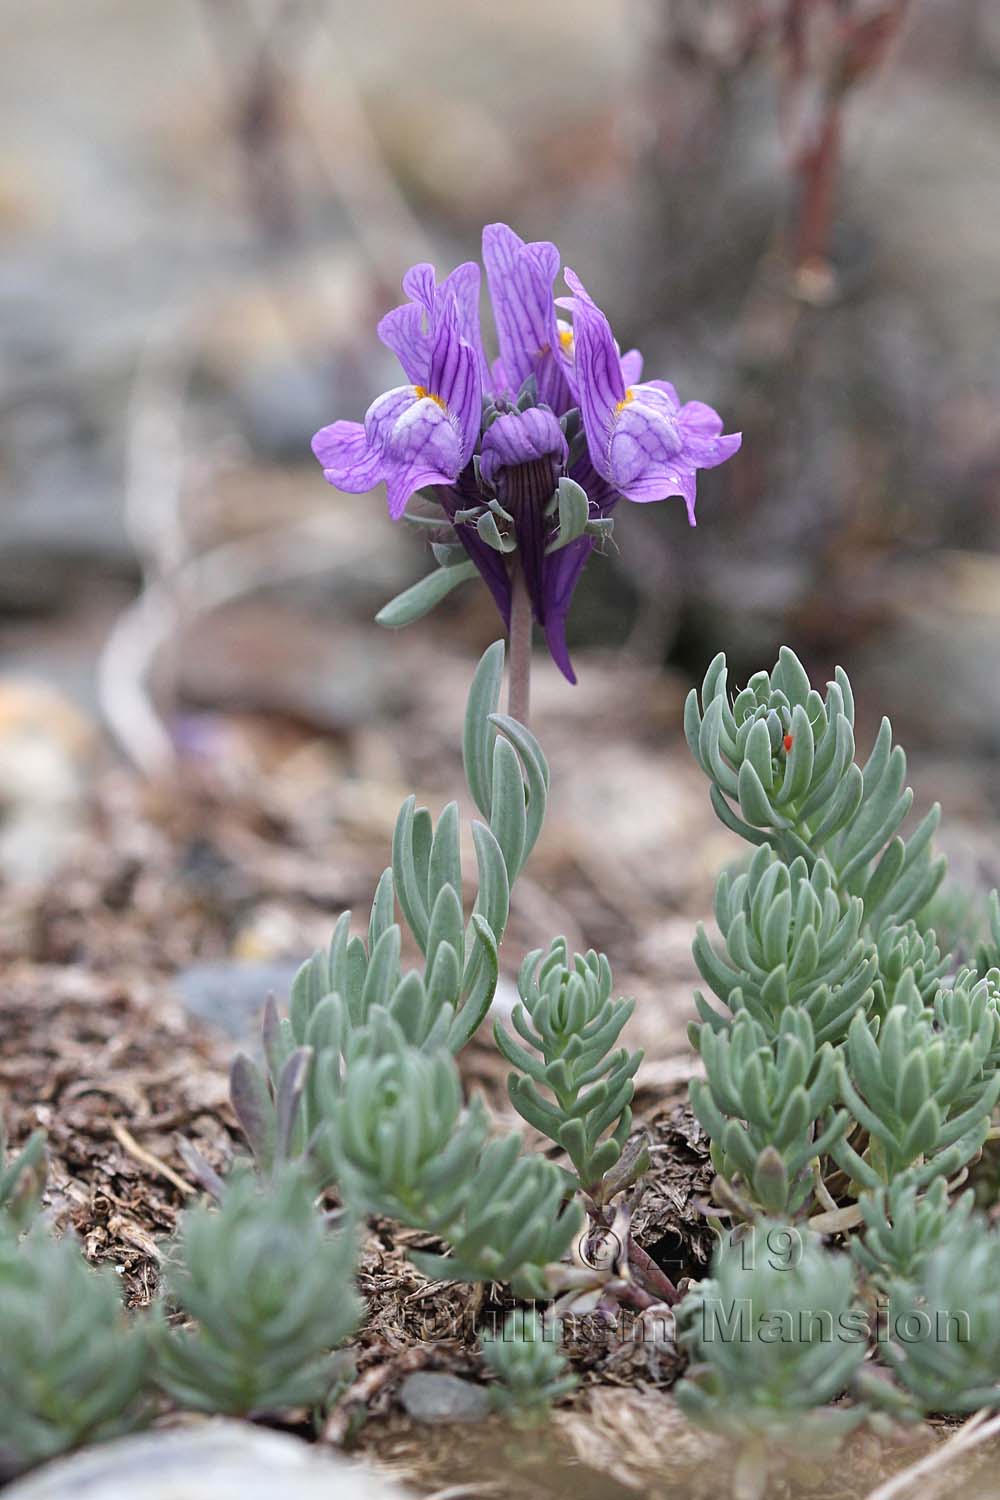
564, 269, 741, 524
312, 225, 741, 681
312, 273, 481, 519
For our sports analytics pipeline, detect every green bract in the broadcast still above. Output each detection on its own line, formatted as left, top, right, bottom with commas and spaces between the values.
0, 1226, 150, 1474
494, 939, 643, 1201
481, 1309, 577, 1418
156, 1168, 359, 1417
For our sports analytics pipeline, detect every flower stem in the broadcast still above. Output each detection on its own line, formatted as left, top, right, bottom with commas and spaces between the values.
507, 557, 532, 726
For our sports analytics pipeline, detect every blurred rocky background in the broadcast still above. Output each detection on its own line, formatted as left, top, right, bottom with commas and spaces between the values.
2, 0, 1000, 1061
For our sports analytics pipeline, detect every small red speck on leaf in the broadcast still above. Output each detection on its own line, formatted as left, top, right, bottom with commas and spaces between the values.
783, 734, 794, 752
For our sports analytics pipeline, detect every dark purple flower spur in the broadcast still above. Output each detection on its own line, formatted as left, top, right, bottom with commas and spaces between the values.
312, 224, 741, 682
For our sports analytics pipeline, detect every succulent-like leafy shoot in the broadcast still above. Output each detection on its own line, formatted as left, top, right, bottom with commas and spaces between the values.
692, 846, 877, 1045
313, 1019, 489, 1228
0, 1227, 150, 1474
675, 1220, 868, 1444
156, 1167, 359, 1417
684, 648, 944, 931
853, 1175, 974, 1286
0, 1122, 46, 1232
481, 1308, 577, 1418
690, 1011, 848, 1215
409, 1138, 583, 1298
832, 990, 1000, 1189
494, 939, 642, 1201
873, 919, 949, 1012
883, 1222, 1000, 1413
313, 1019, 580, 1296
229, 643, 552, 1181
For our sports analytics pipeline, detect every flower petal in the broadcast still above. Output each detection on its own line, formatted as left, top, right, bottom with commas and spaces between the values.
382, 398, 463, 517
377, 304, 429, 385
401, 262, 437, 308
311, 421, 384, 492
365, 386, 422, 452
483, 223, 560, 392
563, 269, 627, 479
428, 301, 481, 469
541, 535, 595, 683
439, 261, 487, 379
620, 348, 644, 386
678, 402, 743, 469
479, 406, 567, 487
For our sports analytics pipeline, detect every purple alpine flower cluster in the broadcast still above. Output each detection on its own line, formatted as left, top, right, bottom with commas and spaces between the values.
313, 224, 740, 681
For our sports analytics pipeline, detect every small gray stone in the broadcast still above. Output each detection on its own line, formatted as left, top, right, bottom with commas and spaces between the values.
399, 1371, 491, 1424
172, 961, 300, 1042
3, 1420, 409, 1500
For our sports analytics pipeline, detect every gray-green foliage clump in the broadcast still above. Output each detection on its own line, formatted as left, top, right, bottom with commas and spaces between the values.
852, 1174, 975, 1286
220, 644, 585, 1302
0, 1226, 150, 1477
675, 1220, 868, 1489
481, 1309, 577, 1418
494, 939, 643, 1202
156, 1167, 359, 1417
680, 645, 1000, 1446
683, 647, 1000, 1219
882, 1220, 1000, 1413
312, 1017, 581, 1296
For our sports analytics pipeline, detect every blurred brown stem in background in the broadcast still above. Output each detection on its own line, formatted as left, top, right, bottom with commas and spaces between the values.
781, 0, 911, 285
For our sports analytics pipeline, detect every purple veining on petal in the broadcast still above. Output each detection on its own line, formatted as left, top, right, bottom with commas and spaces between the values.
428, 301, 481, 469
380, 399, 462, 521
312, 421, 384, 492
483, 223, 560, 393
563, 269, 627, 477
479, 406, 567, 489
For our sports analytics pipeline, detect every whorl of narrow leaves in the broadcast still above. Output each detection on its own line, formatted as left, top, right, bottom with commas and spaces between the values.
692, 845, 877, 1046
882, 1223, 1000, 1414
0, 1122, 46, 1232
684, 648, 945, 933
0, 1227, 150, 1475
481, 1309, 577, 1418
853, 1174, 975, 1287
156, 1168, 359, 1417
494, 939, 643, 1201
675, 1221, 868, 1445
690, 1011, 849, 1215
831, 982, 1000, 1189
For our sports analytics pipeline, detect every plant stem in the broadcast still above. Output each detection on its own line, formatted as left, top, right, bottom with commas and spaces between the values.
507, 558, 532, 727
